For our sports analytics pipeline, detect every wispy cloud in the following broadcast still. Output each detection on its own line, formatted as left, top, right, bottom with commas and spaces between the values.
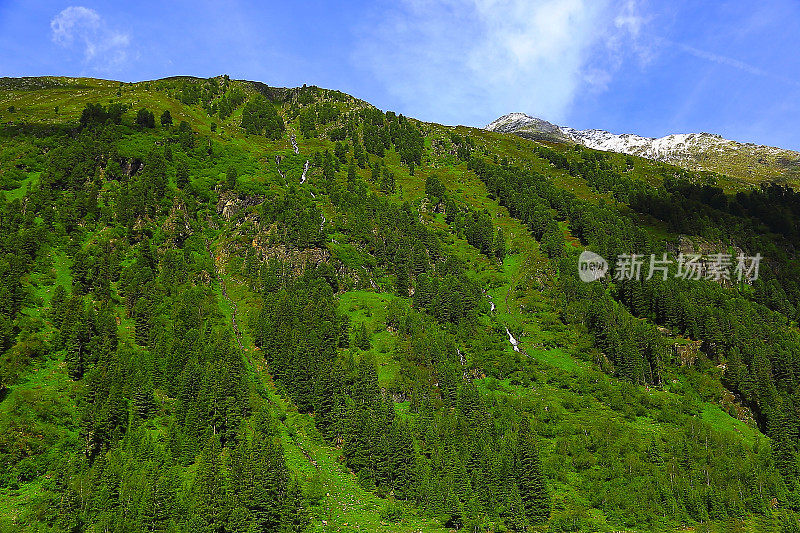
354, 0, 648, 126
51, 6, 130, 72
673, 41, 800, 88
614, 0, 646, 39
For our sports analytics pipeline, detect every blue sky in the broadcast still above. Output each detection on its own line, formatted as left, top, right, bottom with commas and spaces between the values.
1, 1, 799, 149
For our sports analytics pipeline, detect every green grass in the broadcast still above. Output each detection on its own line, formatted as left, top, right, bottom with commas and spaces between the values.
3, 171, 38, 202
0, 351, 79, 531
700, 403, 762, 445
337, 291, 400, 386
525, 346, 583, 373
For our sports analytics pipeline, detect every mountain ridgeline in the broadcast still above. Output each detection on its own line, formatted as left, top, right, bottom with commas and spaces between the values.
487, 112, 800, 188
0, 75, 800, 532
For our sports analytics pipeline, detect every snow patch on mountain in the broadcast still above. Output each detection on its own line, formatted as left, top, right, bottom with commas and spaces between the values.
485, 113, 799, 176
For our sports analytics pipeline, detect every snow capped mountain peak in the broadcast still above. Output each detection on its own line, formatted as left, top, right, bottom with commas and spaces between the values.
485, 113, 800, 184
486, 113, 563, 137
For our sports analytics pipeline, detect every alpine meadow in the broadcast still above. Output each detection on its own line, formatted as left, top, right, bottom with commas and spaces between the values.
1, 71, 800, 533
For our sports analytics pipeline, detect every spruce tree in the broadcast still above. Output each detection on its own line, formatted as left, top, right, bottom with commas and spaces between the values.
160, 109, 173, 127
517, 419, 549, 524
396, 266, 409, 298
133, 380, 156, 419
226, 166, 238, 190
190, 437, 227, 531
356, 322, 371, 351
282, 478, 310, 532
176, 158, 190, 189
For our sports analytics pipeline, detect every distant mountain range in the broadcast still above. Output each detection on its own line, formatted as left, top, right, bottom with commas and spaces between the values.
486, 112, 800, 186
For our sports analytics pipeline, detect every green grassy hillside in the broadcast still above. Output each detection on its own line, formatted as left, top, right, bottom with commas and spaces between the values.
1, 76, 800, 533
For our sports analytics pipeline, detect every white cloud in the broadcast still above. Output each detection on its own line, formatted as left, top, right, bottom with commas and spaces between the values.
678, 43, 766, 77
673, 42, 800, 88
583, 68, 613, 92
354, 0, 648, 126
51, 6, 130, 72
615, 0, 645, 39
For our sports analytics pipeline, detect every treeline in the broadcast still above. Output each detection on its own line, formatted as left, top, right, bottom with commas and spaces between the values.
296, 104, 424, 172
241, 95, 285, 139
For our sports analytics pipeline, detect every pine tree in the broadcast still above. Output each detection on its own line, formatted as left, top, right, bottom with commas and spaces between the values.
461, 494, 484, 532
190, 437, 227, 532
230, 407, 288, 532
134, 298, 151, 347
226, 166, 238, 190
503, 482, 527, 531
50, 284, 67, 327
282, 478, 310, 532
133, 380, 157, 419
241, 95, 285, 138
396, 266, 409, 298
342, 400, 371, 473
160, 109, 173, 127
136, 108, 156, 128
66, 337, 84, 380
151, 466, 178, 527
370, 160, 381, 183
347, 161, 357, 191
353, 352, 380, 408
493, 227, 506, 261
355, 322, 371, 351
322, 150, 334, 188
517, 419, 549, 524
176, 158, 190, 189
388, 419, 416, 499
313, 361, 341, 439
445, 197, 457, 225
353, 141, 366, 168
381, 167, 395, 194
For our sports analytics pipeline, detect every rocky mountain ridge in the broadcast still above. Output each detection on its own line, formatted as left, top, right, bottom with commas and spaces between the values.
486, 112, 800, 185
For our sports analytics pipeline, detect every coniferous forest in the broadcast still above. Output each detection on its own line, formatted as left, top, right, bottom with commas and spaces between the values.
1, 76, 800, 532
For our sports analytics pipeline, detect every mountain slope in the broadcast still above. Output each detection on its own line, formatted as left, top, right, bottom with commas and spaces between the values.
0, 76, 799, 533
487, 112, 800, 185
